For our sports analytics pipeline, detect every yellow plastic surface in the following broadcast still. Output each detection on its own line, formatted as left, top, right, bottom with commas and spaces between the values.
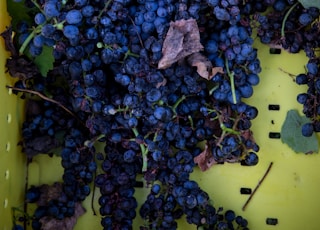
2, 1, 320, 230
0, 1, 27, 229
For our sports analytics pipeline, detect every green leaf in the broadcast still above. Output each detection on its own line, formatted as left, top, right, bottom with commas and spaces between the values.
6, 0, 33, 30
281, 110, 319, 154
298, 0, 320, 9
34, 46, 54, 77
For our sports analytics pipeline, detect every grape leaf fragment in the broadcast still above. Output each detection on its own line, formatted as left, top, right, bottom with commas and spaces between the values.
6, 0, 33, 30
158, 18, 203, 69
34, 46, 54, 77
187, 52, 224, 80
298, 0, 320, 9
194, 143, 217, 171
39, 202, 85, 230
281, 109, 319, 153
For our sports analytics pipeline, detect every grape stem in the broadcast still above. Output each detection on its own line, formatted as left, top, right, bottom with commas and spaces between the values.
30, 0, 45, 15
124, 50, 140, 59
84, 134, 106, 147
91, 170, 97, 216
19, 25, 41, 55
225, 57, 237, 104
172, 95, 186, 111
281, 2, 299, 38
220, 122, 240, 135
6, 86, 85, 126
97, 0, 113, 20
132, 128, 148, 172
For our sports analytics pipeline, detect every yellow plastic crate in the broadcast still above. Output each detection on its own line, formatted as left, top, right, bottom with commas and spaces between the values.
1, 1, 320, 230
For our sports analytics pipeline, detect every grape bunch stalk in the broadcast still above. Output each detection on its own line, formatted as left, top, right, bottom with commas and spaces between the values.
3, 0, 266, 229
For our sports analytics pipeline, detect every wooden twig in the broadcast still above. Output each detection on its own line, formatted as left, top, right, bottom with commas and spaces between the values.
242, 162, 274, 211
91, 170, 97, 216
7, 86, 85, 126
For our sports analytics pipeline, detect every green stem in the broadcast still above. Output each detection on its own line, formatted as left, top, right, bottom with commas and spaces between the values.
225, 57, 237, 104
19, 30, 36, 55
124, 50, 139, 59
188, 115, 194, 129
172, 95, 186, 111
220, 123, 240, 135
84, 134, 106, 147
209, 84, 219, 95
53, 20, 65, 30
132, 128, 148, 172
97, 0, 113, 20
19, 24, 43, 55
31, 0, 45, 14
281, 2, 299, 38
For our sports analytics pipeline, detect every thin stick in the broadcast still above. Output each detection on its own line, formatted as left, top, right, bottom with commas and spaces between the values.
7, 86, 84, 126
242, 162, 273, 211
23, 160, 29, 229
91, 169, 97, 216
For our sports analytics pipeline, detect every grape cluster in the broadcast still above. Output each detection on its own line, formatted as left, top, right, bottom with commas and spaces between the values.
23, 127, 96, 229
94, 142, 142, 230
5, 0, 266, 229
296, 59, 320, 137
253, 0, 320, 54
245, 0, 320, 137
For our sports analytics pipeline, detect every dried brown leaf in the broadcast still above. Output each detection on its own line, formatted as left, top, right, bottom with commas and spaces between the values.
187, 53, 224, 80
0, 26, 18, 56
211, 66, 224, 77
187, 53, 212, 79
37, 183, 63, 206
194, 143, 217, 171
156, 77, 167, 88
158, 18, 203, 69
39, 202, 86, 230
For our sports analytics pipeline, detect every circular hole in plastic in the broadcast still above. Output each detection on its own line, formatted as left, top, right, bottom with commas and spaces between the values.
3, 198, 8, 208
7, 114, 12, 124
5, 170, 9, 180
5, 142, 10, 152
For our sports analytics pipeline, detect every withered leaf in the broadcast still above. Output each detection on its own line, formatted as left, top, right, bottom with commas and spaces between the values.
37, 182, 63, 206
158, 18, 203, 69
0, 26, 18, 56
194, 143, 217, 171
187, 53, 212, 79
39, 202, 86, 230
1, 27, 40, 79
211, 66, 224, 77
24, 135, 61, 158
6, 56, 40, 80
156, 77, 167, 88
187, 53, 224, 80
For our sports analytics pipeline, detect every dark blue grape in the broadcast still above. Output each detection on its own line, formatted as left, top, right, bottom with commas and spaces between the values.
66, 9, 83, 24
307, 62, 318, 75
244, 152, 259, 166
297, 93, 308, 104
302, 123, 314, 137
34, 13, 46, 25
295, 74, 308, 85
299, 13, 313, 26
44, 1, 60, 18
63, 25, 80, 39
82, 5, 94, 17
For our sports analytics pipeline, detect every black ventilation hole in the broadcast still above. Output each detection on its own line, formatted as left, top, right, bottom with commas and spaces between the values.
240, 188, 252, 194
269, 132, 281, 139
268, 104, 280, 110
266, 218, 278, 225
269, 48, 281, 54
